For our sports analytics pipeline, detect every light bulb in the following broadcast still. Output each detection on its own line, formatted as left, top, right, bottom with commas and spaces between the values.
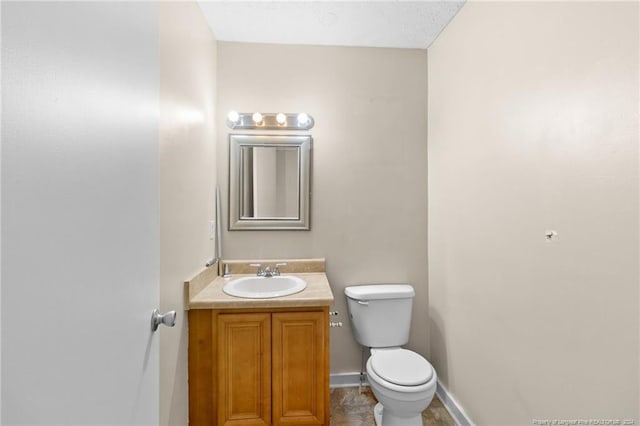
276, 113, 287, 125
297, 112, 310, 126
227, 110, 240, 124
252, 112, 263, 123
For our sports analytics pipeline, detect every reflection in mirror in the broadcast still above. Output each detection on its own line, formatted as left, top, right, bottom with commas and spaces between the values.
229, 134, 311, 230
240, 146, 299, 219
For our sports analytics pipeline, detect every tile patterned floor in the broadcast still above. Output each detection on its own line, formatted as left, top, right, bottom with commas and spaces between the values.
330, 386, 456, 426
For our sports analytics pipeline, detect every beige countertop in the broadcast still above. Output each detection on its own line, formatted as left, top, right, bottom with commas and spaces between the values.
188, 272, 334, 309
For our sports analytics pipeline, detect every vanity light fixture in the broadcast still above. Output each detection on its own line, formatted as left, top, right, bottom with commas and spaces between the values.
252, 112, 264, 125
227, 110, 240, 125
226, 111, 315, 130
297, 112, 310, 126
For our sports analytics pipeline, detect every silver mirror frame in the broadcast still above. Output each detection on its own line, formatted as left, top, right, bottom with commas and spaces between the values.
229, 134, 311, 230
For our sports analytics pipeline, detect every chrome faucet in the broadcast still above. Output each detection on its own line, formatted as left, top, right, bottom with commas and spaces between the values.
250, 262, 288, 277
250, 263, 265, 276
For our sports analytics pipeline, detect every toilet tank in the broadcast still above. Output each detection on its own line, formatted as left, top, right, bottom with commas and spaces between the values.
345, 284, 415, 348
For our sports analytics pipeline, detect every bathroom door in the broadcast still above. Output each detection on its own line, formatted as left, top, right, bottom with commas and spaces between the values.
2, 2, 160, 424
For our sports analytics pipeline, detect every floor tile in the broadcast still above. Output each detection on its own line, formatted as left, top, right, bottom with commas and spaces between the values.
330, 386, 456, 426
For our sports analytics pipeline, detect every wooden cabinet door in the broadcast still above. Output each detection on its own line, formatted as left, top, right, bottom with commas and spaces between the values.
272, 311, 328, 426
217, 313, 271, 426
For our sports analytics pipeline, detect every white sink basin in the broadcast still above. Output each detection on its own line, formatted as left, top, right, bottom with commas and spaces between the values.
223, 276, 307, 299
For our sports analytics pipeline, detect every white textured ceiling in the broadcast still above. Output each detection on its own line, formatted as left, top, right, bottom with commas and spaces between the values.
197, 1, 465, 50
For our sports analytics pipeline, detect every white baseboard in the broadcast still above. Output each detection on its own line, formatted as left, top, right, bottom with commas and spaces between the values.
436, 380, 474, 426
330, 372, 368, 388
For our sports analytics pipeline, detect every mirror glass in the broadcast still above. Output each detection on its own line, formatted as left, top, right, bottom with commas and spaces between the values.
239, 146, 299, 219
229, 134, 311, 230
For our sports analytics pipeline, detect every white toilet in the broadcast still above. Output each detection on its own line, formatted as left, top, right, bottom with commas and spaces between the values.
345, 284, 437, 426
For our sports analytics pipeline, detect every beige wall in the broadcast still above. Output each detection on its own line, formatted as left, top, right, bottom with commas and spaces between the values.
216, 42, 428, 373
428, 1, 639, 424
159, 3, 216, 425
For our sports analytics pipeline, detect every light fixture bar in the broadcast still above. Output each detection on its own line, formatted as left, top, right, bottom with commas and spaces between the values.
226, 112, 314, 130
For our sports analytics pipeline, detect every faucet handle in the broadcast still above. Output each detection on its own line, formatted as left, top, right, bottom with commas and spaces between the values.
249, 263, 265, 276
273, 262, 288, 276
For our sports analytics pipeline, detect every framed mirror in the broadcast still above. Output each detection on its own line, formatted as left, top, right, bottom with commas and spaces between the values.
229, 134, 311, 230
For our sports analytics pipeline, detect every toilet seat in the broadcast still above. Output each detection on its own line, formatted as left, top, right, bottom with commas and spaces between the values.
370, 349, 433, 386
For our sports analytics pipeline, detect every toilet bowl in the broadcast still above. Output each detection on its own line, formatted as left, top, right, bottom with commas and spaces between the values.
366, 348, 437, 426
344, 284, 438, 426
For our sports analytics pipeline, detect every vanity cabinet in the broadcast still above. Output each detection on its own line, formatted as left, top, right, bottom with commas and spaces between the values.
188, 307, 329, 426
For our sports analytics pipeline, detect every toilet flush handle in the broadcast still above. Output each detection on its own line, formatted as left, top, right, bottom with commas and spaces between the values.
356, 300, 369, 306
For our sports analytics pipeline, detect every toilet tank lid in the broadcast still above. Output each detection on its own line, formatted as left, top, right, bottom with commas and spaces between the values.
344, 284, 415, 301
